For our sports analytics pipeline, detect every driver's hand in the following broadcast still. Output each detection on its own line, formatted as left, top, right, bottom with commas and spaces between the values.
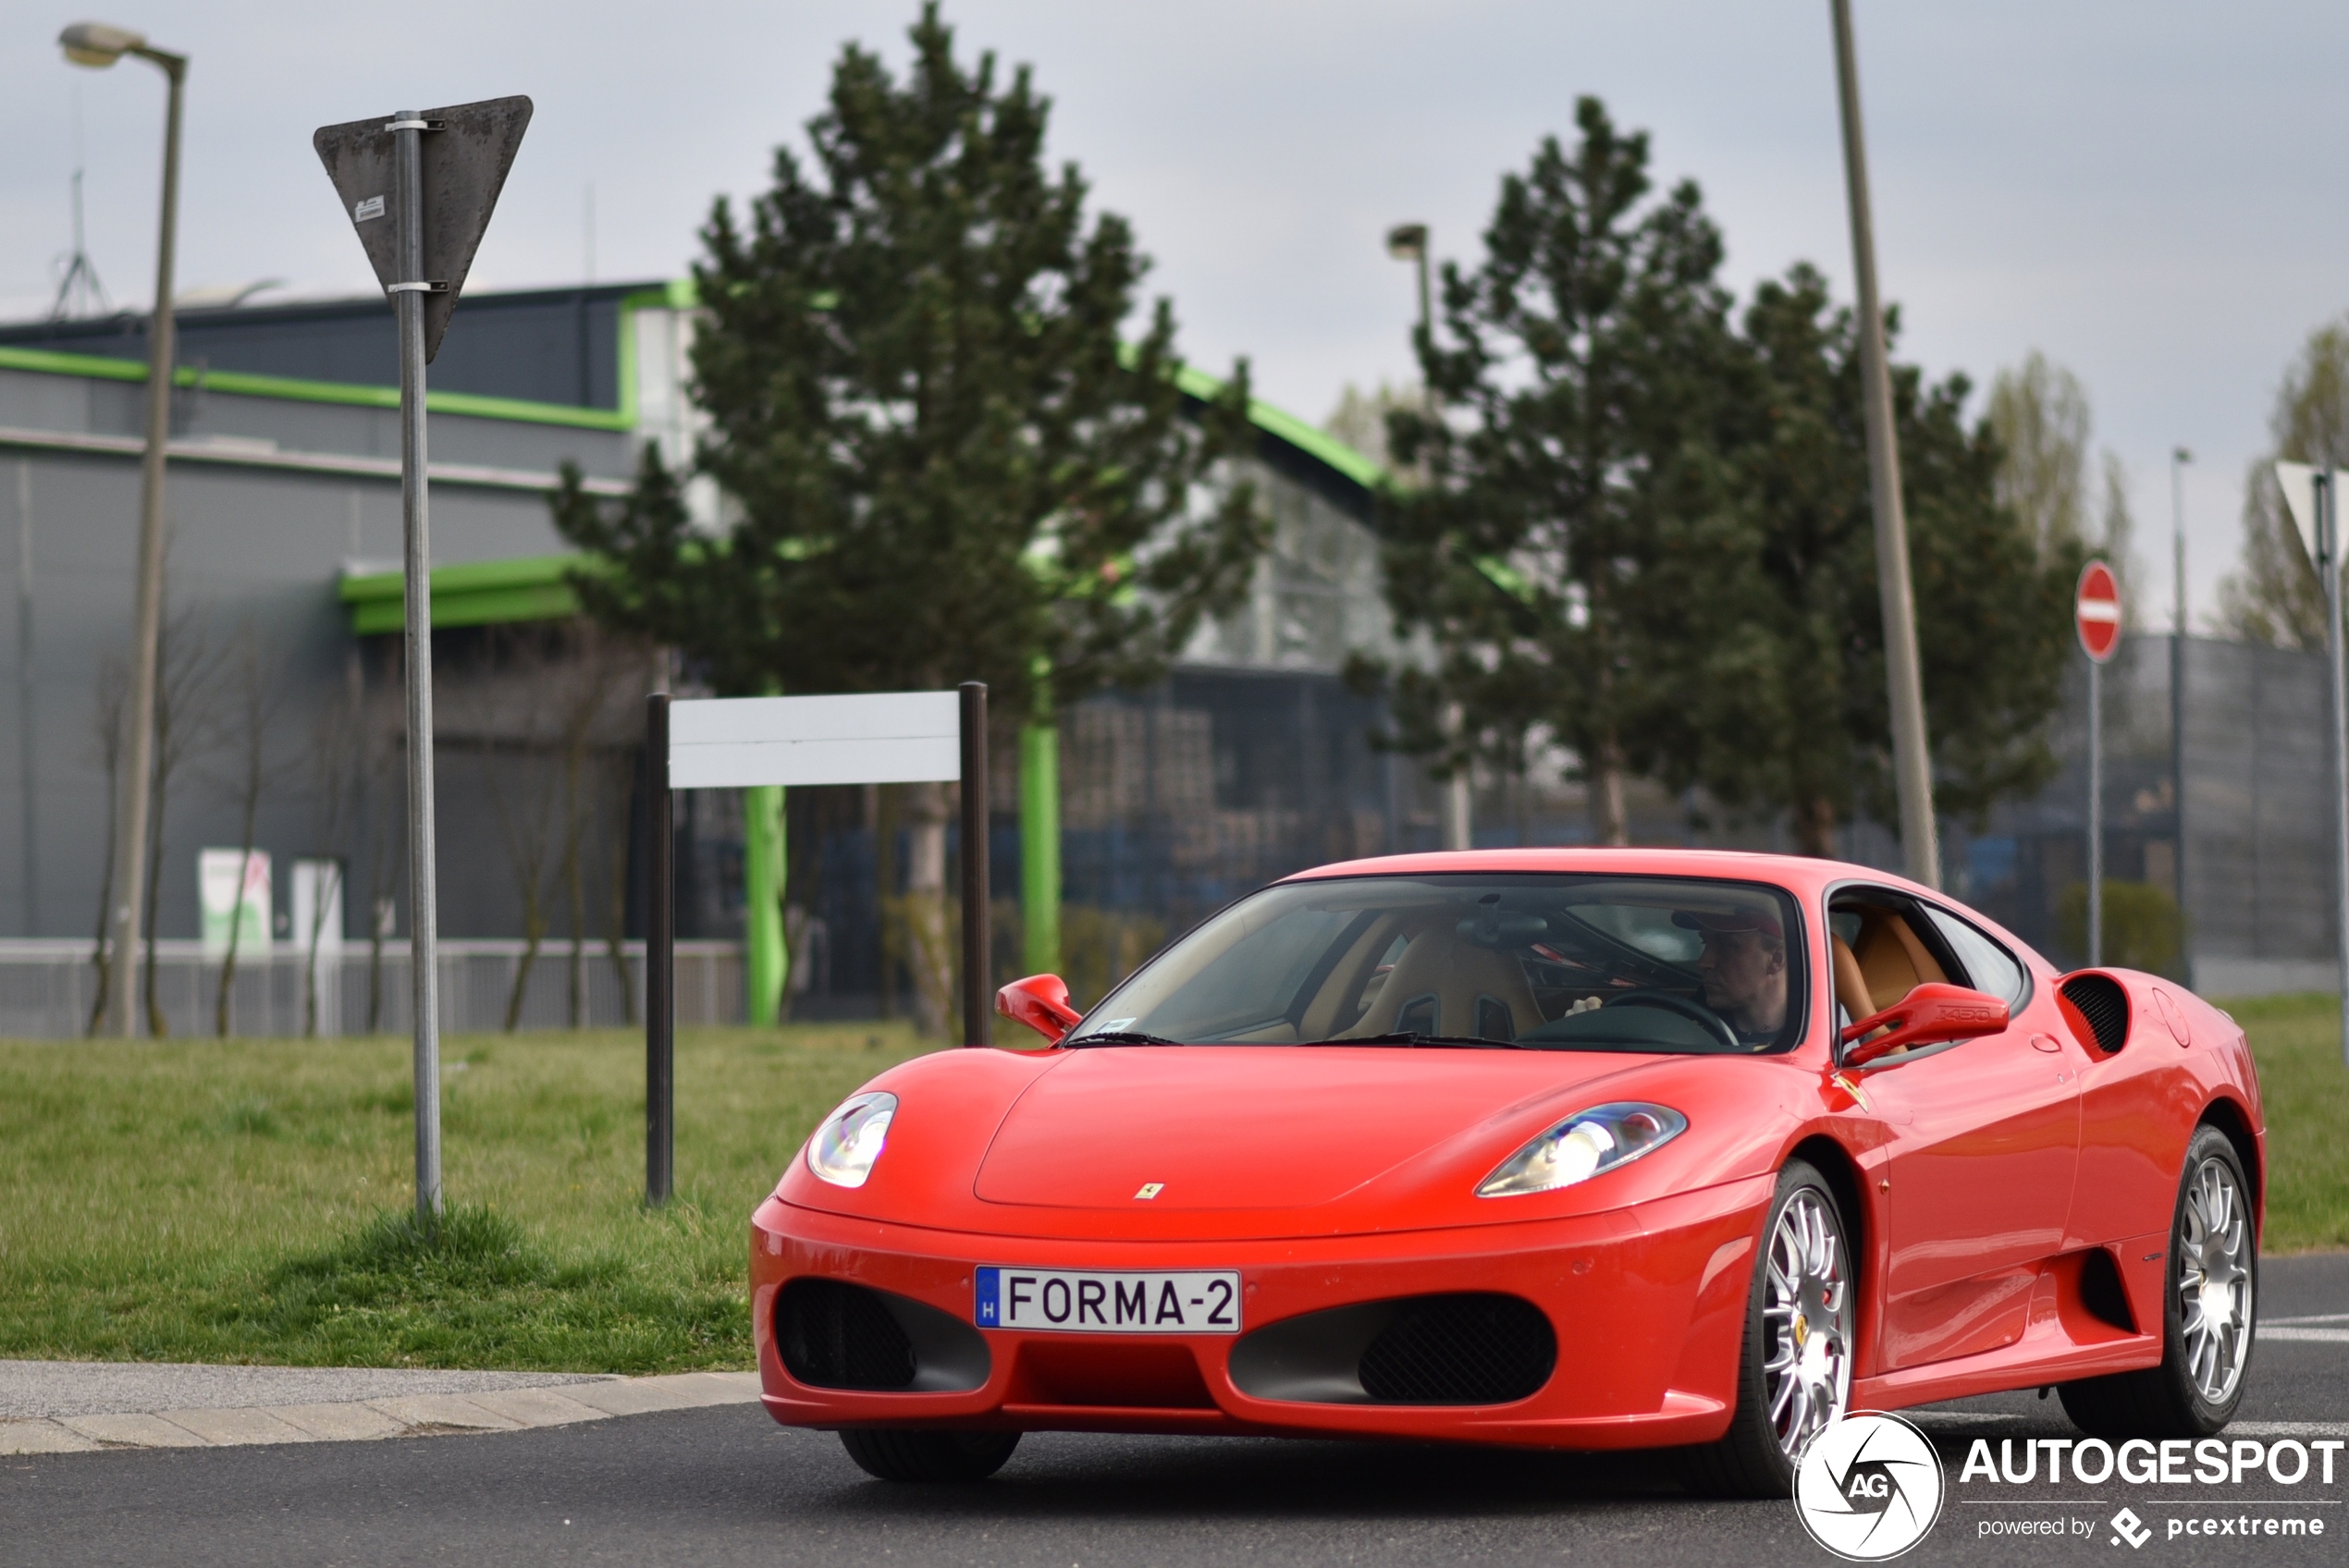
1567, 996, 1603, 1016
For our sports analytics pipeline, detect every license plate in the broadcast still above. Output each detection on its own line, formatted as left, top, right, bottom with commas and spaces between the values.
975, 1267, 1241, 1334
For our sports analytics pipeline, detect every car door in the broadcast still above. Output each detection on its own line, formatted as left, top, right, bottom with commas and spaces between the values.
1830, 890, 2082, 1371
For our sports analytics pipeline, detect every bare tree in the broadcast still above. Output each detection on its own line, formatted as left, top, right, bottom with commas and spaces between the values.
300, 683, 364, 1037
140, 606, 227, 1037
1988, 352, 2092, 557
2218, 317, 2349, 647
600, 740, 639, 1025
551, 627, 634, 1028
203, 627, 289, 1036
360, 671, 406, 1035
83, 656, 127, 1035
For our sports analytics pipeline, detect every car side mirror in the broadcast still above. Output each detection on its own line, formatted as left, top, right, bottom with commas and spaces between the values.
1839, 982, 2009, 1070
996, 974, 1082, 1046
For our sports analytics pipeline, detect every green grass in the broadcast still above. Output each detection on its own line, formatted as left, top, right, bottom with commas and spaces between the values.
2228, 992, 2349, 1253
1, 999, 2343, 1375
0, 1023, 930, 1373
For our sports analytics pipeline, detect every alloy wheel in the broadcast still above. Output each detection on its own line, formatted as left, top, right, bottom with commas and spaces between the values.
1762, 1186, 1852, 1461
2176, 1154, 2254, 1404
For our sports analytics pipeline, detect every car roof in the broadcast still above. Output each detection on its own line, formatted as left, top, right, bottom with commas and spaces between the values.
1279, 847, 1934, 903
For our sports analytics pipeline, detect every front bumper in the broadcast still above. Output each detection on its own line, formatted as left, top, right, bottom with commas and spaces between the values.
748, 1173, 1773, 1451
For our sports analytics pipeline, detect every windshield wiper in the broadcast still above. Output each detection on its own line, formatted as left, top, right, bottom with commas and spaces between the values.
1065, 1030, 1187, 1047
1319, 1032, 1526, 1050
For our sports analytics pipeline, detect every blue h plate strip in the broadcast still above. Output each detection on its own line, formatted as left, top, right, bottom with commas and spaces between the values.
975, 1267, 1001, 1326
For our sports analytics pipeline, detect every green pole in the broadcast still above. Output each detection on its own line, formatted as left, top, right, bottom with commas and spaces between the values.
1019, 658, 1061, 976
743, 783, 788, 1024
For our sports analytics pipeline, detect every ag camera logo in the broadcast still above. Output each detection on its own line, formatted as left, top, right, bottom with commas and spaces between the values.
1794, 1411, 1946, 1561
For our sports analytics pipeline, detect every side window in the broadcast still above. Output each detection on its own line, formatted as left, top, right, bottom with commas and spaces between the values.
1922, 906, 2029, 1010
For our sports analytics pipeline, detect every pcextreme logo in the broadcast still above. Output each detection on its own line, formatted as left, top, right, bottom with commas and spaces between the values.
1794, 1411, 1947, 1561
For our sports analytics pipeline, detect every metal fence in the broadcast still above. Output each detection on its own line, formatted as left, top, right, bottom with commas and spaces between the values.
0, 938, 744, 1040
1960, 633, 2339, 995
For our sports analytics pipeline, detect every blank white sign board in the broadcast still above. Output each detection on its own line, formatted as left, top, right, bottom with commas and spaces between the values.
669, 691, 964, 789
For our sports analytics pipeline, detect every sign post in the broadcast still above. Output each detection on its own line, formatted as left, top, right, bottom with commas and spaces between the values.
645, 687, 989, 1204
2276, 461, 2349, 1069
314, 96, 531, 1221
2076, 560, 2121, 967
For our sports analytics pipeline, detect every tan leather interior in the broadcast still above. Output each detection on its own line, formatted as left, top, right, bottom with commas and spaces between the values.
1297, 915, 1402, 1041
1337, 922, 1541, 1040
1830, 936, 1876, 1027
1850, 908, 1947, 1013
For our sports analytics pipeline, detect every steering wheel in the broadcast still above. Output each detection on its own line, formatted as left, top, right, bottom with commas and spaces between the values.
1600, 988, 1740, 1052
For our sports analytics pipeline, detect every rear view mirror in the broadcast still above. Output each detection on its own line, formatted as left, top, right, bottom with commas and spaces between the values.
996, 974, 1082, 1046
1840, 982, 2009, 1070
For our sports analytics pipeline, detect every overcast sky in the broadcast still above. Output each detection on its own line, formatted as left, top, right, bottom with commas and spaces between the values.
3, 1, 2343, 624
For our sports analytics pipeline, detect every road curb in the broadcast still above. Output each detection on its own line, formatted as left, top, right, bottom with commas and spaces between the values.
0, 1370, 761, 1455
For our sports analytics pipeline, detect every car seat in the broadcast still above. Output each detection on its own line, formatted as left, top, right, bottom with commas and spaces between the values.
1337, 920, 1542, 1042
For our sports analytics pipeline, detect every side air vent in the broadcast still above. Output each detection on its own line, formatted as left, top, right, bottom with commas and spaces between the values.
1358, 1293, 1557, 1404
2060, 974, 2131, 1055
775, 1278, 991, 1393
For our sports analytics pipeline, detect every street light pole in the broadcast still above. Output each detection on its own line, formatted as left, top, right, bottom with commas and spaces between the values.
2170, 447, 2192, 988
1388, 222, 1471, 852
1827, 0, 1939, 889
60, 22, 187, 1035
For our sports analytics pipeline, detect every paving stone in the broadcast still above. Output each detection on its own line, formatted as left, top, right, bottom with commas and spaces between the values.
461, 1388, 608, 1428
559, 1379, 707, 1417
263, 1403, 408, 1441
0, 1419, 98, 1453
59, 1413, 210, 1448
155, 1407, 317, 1446
628, 1371, 763, 1408
363, 1395, 522, 1432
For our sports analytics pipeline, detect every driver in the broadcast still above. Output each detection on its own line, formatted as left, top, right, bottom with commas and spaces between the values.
1675, 909, 1789, 1046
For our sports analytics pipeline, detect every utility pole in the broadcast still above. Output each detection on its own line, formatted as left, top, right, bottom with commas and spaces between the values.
1388, 221, 1471, 852
60, 22, 187, 1033
2326, 472, 2349, 1069
2171, 447, 2192, 987
1828, 0, 1938, 888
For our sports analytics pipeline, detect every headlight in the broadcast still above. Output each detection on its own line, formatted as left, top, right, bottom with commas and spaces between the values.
806, 1092, 897, 1188
1475, 1102, 1687, 1197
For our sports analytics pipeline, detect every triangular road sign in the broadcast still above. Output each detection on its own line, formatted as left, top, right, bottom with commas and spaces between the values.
313, 96, 533, 363
2276, 459, 2321, 567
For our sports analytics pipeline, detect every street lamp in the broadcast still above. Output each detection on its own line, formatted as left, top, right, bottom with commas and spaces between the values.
1386, 222, 1469, 851
60, 20, 187, 1036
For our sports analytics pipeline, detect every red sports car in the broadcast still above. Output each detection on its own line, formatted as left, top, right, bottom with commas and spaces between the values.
749, 850, 2263, 1496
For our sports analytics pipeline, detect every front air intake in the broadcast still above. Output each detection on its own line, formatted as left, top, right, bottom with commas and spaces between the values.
2060, 974, 2131, 1055
774, 1278, 993, 1393
1357, 1293, 1557, 1405
777, 1279, 917, 1390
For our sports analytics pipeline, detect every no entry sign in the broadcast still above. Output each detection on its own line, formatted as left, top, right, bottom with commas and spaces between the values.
2075, 559, 2121, 663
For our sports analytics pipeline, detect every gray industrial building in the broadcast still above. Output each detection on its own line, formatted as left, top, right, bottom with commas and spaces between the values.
0, 281, 1428, 1034
0, 281, 2331, 1035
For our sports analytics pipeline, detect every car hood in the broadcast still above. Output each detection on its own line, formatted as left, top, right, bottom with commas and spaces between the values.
774, 1042, 1803, 1241
974, 1046, 1656, 1211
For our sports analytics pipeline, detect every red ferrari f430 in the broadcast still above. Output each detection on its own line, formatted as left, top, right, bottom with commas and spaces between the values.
748, 851, 2263, 1495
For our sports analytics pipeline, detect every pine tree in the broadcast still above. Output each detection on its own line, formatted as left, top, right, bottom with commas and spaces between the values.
1639, 266, 2079, 853
1373, 98, 1739, 844
551, 5, 1262, 1025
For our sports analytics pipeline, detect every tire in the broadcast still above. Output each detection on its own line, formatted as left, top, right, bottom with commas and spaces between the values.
837, 1427, 1021, 1482
2060, 1124, 2257, 1439
1681, 1158, 1855, 1499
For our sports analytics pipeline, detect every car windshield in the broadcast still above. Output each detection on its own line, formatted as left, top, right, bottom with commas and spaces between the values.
1069, 873, 1805, 1054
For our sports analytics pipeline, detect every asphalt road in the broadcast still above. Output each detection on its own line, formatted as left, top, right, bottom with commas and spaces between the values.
6, 1255, 2345, 1568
